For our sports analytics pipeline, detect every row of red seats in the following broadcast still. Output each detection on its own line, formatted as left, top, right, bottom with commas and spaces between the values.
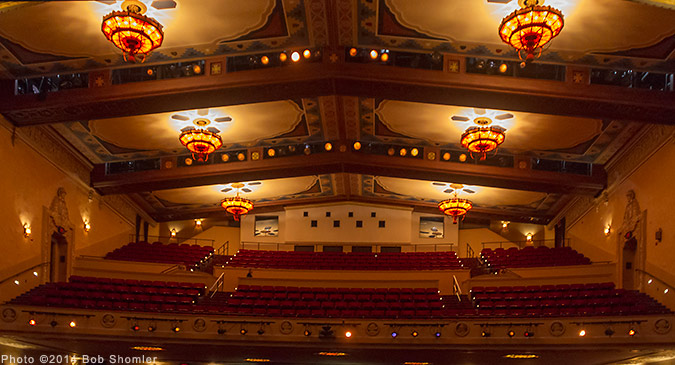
227, 249, 463, 270
480, 246, 590, 269
236, 285, 438, 294
470, 283, 671, 317
69, 276, 206, 290
104, 241, 213, 266
471, 282, 614, 294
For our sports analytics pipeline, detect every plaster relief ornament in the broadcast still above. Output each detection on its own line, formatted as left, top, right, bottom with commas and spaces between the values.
49, 187, 71, 233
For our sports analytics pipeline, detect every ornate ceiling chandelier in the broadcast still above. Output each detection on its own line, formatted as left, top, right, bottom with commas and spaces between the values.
101, 0, 164, 63
498, 0, 564, 66
438, 184, 473, 224
221, 183, 254, 221
179, 118, 223, 162
460, 117, 506, 161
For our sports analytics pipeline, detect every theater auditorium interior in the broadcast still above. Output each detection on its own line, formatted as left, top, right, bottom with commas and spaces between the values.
0, 0, 674, 364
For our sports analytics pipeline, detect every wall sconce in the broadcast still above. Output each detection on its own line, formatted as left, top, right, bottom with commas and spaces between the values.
195, 219, 202, 227
501, 221, 509, 230
83, 221, 91, 232
170, 228, 177, 238
526, 233, 533, 242
604, 225, 611, 237
656, 228, 662, 245
23, 224, 32, 238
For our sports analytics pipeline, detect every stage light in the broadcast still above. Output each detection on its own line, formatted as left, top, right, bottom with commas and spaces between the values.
237, 152, 246, 161
279, 52, 288, 62
69, 321, 77, 328
380, 53, 389, 62
28, 319, 36, 326
261, 56, 270, 65
578, 329, 586, 337
267, 148, 276, 157
499, 63, 508, 73
304, 329, 311, 336
349, 48, 358, 57
353, 141, 361, 150
344, 331, 352, 338
303, 49, 311, 58
507, 330, 515, 337
411, 330, 418, 337
240, 328, 248, 335
459, 153, 467, 162
325, 142, 333, 151
391, 331, 398, 338
442, 152, 451, 161
399, 148, 407, 156
411, 148, 419, 157
291, 51, 301, 62
628, 328, 636, 336
370, 50, 379, 59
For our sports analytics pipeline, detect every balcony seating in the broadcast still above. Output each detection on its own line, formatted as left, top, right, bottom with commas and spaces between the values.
480, 246, 591, 269
8, 276, 206, 313
104, 241, 214, 266
470, 282, 671, 317
224, 250, 463, 270
197, 286, 459, 318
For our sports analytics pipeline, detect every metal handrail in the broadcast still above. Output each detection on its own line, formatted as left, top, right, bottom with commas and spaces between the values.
128, 234, 216, 247
0, 262, 49, 286
481, 239, 569, 249
636, 268, 675, 291
452, 274, 462, 301
466, 243, 475, 258
209, 272, 226, 298
215, 241, 229, 256
239, 241, 457, 253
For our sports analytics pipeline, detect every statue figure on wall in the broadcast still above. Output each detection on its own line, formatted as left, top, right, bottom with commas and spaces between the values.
49, 187, 70, 234
619, 189, 640, 250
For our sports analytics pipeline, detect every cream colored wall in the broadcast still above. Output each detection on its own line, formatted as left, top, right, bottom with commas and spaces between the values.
567, 137, 675, 292
0, 124, 134, 286
239, 203, 463, 252
191, 225, 241, 254
458, 228, 518, 257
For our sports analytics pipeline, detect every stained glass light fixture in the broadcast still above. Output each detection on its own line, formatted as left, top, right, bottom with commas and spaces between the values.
179, 117, 223, 162
460, 117, 506, 161
101, 0, 164, 63
221, 183, 254, 221
498, 0, 564, 66
438, 184, 473, 224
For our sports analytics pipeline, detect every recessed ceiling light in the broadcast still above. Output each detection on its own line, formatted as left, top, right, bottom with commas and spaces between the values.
130, 346, 164, 351
317, 352, 347, 357
503, 354, 539, 359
